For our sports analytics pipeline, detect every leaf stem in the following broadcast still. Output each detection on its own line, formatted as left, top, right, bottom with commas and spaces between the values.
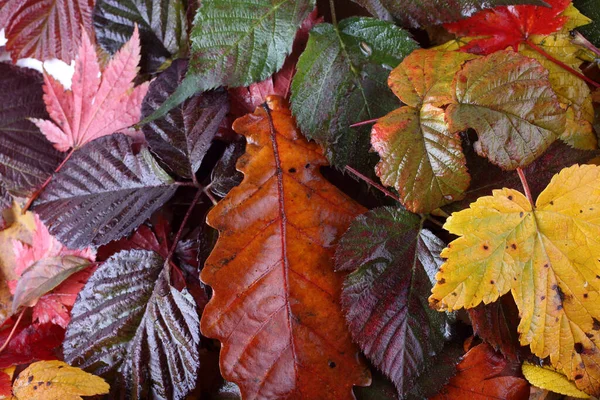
0, 309, 25, 354
517, 168, 534, 205
572, 31, 600, 58
350, 118, 379, 128
525, 40, 600, 89
165, 187, 203, 266
23, 148, 75, 213
344, 165, 402, 204
328, 0, 338, 26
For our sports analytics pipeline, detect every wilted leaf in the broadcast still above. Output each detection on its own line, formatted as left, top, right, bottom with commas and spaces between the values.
201, 96, 370, 398
446, 50, 564, 170
522, 363, 590, 398
64, 250, 201, 400
34, 134, 178, 248
12, 360, 109, 400
291, 17, 417, 170
93, 0, 188, 74
335, 207, 449, 396
574, 0, 600, 45
444, 0, 570, 54
0, 64, 63, 198
141, 59, 229, 178
32, 27, 149, 152
0, 0, 94, 62
351, 0, 548, 28
431, 343, 529, 400
430, 164, 600, 395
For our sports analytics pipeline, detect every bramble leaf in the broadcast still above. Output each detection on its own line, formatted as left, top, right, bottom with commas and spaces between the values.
64, 250, 201, 400
522, 362, 590, 398
0, 0, 94, 62
32, 27, 149, 152
33, 134, 178, 248
201, 96, 370, 398
430, 344, 529, 400
93, 0, 188, 74
291, 17, 417, 170
141, 59, 229, 178
12, 360, 109, 400
430, 164, 600, 396
0, 64, 63, 198
335, 207, 449, 397
446, 50, 564, 170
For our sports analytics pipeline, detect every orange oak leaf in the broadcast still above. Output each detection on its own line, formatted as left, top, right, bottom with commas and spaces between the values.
31, 26, 149, 152
431, 343, 530, 400
200, 96, 371, 399
444, 0, 570, 54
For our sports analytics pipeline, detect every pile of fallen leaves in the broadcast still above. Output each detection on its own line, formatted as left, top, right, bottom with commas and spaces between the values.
1, 0, 600, 399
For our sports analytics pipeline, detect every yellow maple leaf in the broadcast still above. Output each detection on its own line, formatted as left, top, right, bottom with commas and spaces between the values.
12, 361, 109, 400
430, 164, 600, 396
522, 362, 590, 398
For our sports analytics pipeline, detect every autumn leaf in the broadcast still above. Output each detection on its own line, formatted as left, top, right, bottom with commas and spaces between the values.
0, 64, 63, 199
335, 207, 449, 397
12, 360, 109, 400
33, 134, 178, 248
446, 50, 565, 170
431, 343, 529, 400
372, 50, 475, 213
201, 96, 370, 399
64, 250, 201, 399
93, 0, 189, 74
522, 362, 590, 398
31, 26, 149, 152
444, 0, 571, 54
0, 370, 10, 398
141, 59, 229, 179
0, 322, 64, 369
0, 0, 94, 62
430, 164, 600, 395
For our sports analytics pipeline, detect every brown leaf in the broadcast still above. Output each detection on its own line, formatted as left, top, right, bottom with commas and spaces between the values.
200, 96, 371, 399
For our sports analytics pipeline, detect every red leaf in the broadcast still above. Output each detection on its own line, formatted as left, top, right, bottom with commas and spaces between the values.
31, 26, 149, 151
431, 343, 529, 400
96, 217, 171, 261
0, 321, 64, 369
444, 0, 570, 54
0, 371, 10, 397
0, 0, 94, 62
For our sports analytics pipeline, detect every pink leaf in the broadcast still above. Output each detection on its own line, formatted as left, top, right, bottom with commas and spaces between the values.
32, 26, 149, 151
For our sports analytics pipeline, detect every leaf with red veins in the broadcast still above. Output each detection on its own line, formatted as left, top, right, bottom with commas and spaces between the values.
32, 26, 149, 152
444, 0, 570, 54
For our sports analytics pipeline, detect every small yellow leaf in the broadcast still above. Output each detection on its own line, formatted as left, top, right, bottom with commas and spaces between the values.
522, 362, 590, 398
12, 361, 109, 400
560, 3, 592, 32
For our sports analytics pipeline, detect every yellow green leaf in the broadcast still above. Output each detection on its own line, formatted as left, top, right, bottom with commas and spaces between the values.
522, 362, 590, 398
12, 361, 109, 400
560, 3, 592, 32
430, 164, 600, 396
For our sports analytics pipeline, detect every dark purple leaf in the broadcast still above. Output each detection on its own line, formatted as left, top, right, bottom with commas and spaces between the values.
335, 207, 450, 396
34, 134, 178, 248
141, 59, 229, 179
64, 249, 201, 400
210, 140, 244, 198
0, 64, 63, 198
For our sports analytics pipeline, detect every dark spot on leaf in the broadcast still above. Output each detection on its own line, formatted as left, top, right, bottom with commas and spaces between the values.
593, 318, 600, 330
508, 195, 513, 200
519, 211, 524, 217
557, 305, 563, 310
575, 374, 584, 380
550, 201, 554, 205
584, 293, 589, 298
580, 210, 583, 213
46, 382, 51, 386
575, 343, 584, 353
438, 278, 445, 284
541, 296, 545, 300
328, 361, 336, 368
490, 280, 495, 284
288, 168, 296, 173
543, 263, 549, 268
451, 292, 457, 296
483, 244, 489, 250
305, 164, 310, 169
511, 244, 517, 250
33, 386, 37, 390
57, 366, 64, 369
28, 376, 33, 383
587, 333, 594, 338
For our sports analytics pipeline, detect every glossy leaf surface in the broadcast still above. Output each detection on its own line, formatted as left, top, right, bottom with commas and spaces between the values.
34, 134, 177, 248
335, 207, 448, 396
201, 96, 370, 399
64, 250, 200, 400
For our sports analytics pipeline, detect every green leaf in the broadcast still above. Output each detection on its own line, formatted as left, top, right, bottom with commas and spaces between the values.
349, 0, 549, 28
336, 207, 449, 397
574, 0, 600, 46
34, 134, 177, 248
93, 0, 188, 74
291, 17, 418, 170
12, 256, 90, 313
446, 50, 565, 170
64, 250, 201, 400
189, 0, 315, 88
